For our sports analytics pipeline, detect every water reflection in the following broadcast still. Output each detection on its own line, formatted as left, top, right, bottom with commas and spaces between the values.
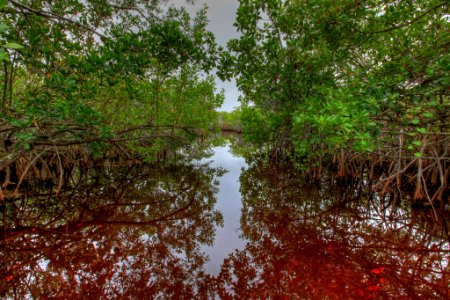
202, 146, 246, 276
213, 155, 450, 299
1, 160, 224, 298
1, 146, 449, 298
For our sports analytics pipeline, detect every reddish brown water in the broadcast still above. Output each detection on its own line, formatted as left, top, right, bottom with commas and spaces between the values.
1, 145, 449, 299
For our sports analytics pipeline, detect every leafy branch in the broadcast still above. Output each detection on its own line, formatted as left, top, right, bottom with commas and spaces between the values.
6, 0, 106, 37
357, 1, 448, 35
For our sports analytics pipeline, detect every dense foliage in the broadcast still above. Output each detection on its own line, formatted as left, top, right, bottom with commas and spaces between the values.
221, 0, 449, 156
0, 0, 223, 167
1, 1, 450, 298
217, 109, 242, 132
1, 0, 449, 201
219, 0, 449, 203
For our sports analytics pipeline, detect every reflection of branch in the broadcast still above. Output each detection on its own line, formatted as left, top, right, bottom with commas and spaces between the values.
1, 179, 201, 241
100, 180, 200, 225
104, 196, 178, 207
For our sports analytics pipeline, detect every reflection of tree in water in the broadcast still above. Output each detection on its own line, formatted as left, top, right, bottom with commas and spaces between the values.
214, 156, 450, 299
1, 160, 224, 298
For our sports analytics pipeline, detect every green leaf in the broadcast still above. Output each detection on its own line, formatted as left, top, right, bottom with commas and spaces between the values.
410, 119, 420, 125
414, 152, 422, 158
0, 50, 9, 62
412, 140, 422, 147
0, 23, 8, 33
416, 127, 426, 134
4, 42, 24, 50
7, 117, 30, 127
15, 132, 36, 141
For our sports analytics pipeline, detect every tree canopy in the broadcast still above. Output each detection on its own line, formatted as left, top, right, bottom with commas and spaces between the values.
0, 0, 223, 167
218, 0, 449, 202
221, 0, 449, 155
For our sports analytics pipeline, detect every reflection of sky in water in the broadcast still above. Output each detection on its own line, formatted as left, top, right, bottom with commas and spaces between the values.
4, 144, 450, 297
200, 145, 246, 276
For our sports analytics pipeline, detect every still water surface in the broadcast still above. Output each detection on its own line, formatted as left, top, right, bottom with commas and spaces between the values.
1, 144, 449, 299
201, 146, 246, 276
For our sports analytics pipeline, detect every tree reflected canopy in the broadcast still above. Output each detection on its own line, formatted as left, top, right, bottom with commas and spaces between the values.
2, 148, 450, 298
1, 159, 224, 299
214, 156, 450, 299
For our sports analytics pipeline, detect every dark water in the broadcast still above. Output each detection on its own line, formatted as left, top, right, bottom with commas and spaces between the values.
1, 144, 449, 299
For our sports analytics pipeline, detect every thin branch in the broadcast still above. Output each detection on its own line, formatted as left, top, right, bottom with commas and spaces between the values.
357, 2, 447, 35
30, 133, 189, 147
107, 1, 152, 24
8, 0, 106, 38
114, 124, 196, 135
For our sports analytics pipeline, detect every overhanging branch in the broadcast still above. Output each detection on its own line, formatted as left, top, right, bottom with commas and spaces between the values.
7, 0, 106, 38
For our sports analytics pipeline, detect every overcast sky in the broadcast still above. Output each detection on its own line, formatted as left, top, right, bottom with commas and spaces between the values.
171, 0, 241, 111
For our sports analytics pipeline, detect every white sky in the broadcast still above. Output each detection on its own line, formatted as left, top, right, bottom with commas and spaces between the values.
171, 0, 241, 111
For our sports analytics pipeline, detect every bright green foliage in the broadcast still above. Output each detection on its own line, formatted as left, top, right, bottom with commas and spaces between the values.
240, 106, 279, 144
0, 0, 223, 158
218, 108, 242, 132
222, 0, 449, 158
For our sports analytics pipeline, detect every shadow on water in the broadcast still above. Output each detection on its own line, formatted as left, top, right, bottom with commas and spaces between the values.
1, 144, 449, 299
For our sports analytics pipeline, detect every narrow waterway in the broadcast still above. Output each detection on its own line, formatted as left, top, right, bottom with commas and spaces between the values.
1, 143, 449, 299
201, 145, 246, 276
